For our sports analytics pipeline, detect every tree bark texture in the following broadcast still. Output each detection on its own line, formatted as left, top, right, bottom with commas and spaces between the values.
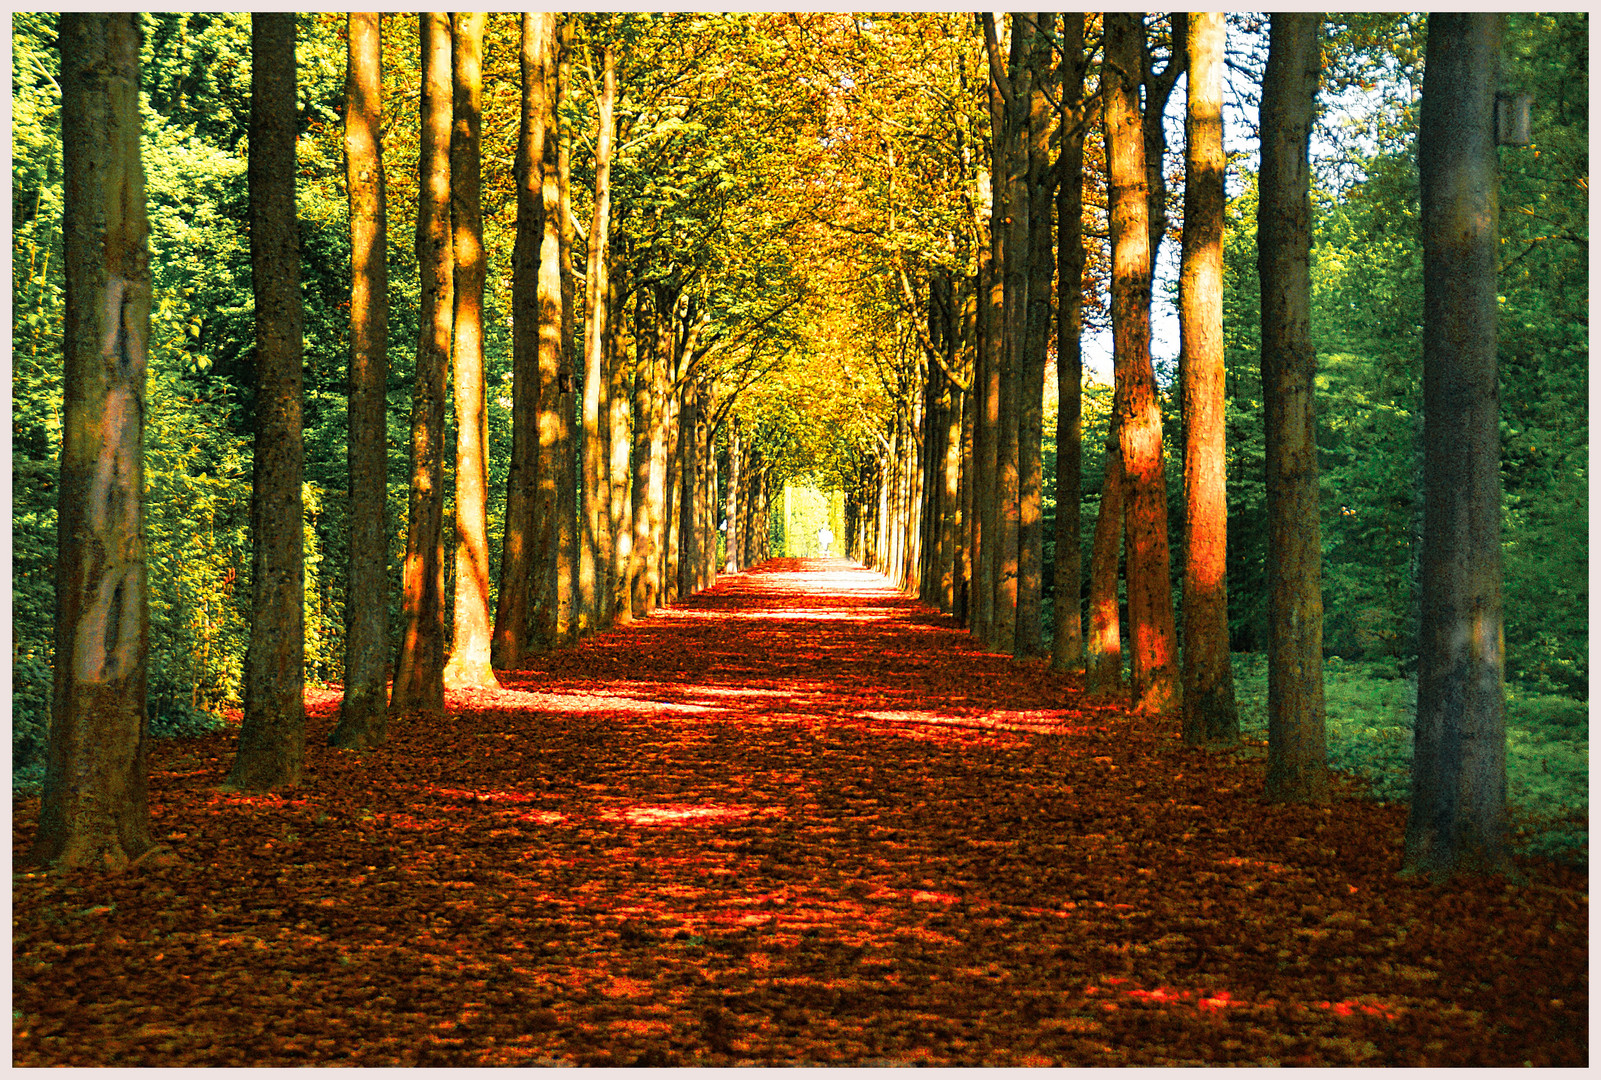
529, 17, 565, 650
491, 12, 551, 671
1085, 420, 1125, 695
390, 12, 452, 713
34, 12, 155, 868
1104, 12, 1180, 715
332, 12, 390, 749
1258, 12, 1328, 800
231, 11, 306, 789
725, 418, 742, 573
1404, 12, 1509, 877
1179, 11, 1239, 747
553, 17, 578, 643
579, 44, 616, 633
606, 263, 633, 624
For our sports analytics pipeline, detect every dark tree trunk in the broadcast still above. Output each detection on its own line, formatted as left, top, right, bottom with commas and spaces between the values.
1085, 420, 1125, 695
34, 12, 156, 868
492, 13, 552, 671
230, 12, 306, 788
1104, 11, 1180, 715
332, 12, 390, 749
1405, 12, 1509, 877
390, 12, 452, 713
1258, 12, 1328, 800
1179, 11, 1239, 747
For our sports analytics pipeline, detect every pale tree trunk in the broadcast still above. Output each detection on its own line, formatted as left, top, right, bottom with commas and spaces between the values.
391, 12, 451, 713
491, 12, 551, 671
553, 17, 578, 643
677, 383, 699, 597
578, 43, 615, 633
332, 12, 390, 748
1259, 12, 1328, 800
1104, 11, 1180, 715
663, 388, 682, 603
628, 286, 656, 615
1051, 13, 1089, 673
231, 11, 307, 787
442, 12, 499, 691
1405, 12, 1508, 876
529, 13, 564, 652
1179, 11, 1239, 746
34, 12, 155, 868
607, 263, 632, 624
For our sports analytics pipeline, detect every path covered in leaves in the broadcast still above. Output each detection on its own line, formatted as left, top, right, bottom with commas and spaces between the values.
12, 559, 1587, 1066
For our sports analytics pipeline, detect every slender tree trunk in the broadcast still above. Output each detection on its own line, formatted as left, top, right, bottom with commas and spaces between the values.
332, 12, 390, 748
579, 43, 616, 633
34, 12, 155, 867
528, 14, 564, 652
629, 285, 656, 615
553, 17, 578, 643
1179, 11, 1239, 746
442, 12, 499, 690
391, 12, 452, 713
1259, 12, 1328, 800
231, 12, 306, 787
663, 387, 682, 603
1405, 12, 1508, 876
725, 418, 742, 573
607, 263, 632, 623
491, 12, 550, 671
1051, 14, 1089, 673
1104, 11, 1180, 715
1085, 421, 1125, 694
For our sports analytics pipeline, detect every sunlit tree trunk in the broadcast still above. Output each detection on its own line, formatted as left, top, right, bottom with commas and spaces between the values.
629, 286, 657, 615
391, 12, 452, 713
527, 15, 564, 651
578, 43, 616, 633
332, 12, 390, 747
725, 417, 742, 573
553, 16, 578, 644
1104, 11, 1180, 715
442, 12, 499, 691
1405, 12, 1508, 876
1259, 12, 1328, 800
607, 262, 632, 624
231, 12, 306, 787
1179, 11, 1239, 746
1085, 421, 1125, 695
34, 12, 155, 868
491, 12, 551, 671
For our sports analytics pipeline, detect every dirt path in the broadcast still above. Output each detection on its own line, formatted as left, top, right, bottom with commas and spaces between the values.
12, 559, 1587, 1066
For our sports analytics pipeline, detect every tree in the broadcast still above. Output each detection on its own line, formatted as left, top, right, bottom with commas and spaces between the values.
32, 12, 156, 868
1404, 13, 1509, 876
330, 12, 389, 749
390, 12, 452, 713
1179, 11, 1239, 746
1258, 12, 1328, 800
228, 12, 305, 790
1103, 12, 1179, 715
1085, 420, 1125, 695
578, 41, 617, 633
441, 12, 499, 691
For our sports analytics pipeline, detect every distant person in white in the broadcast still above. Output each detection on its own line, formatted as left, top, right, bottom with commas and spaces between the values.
817, 524, 833, 557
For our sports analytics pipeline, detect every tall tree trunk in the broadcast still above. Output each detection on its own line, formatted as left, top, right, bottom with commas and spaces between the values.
1179, 11, 1239, 746
332, 12, 390, 748
579, 43, 616, 633
34, 12, 155, 867
528, 13, 564, 652
391, 12, 452, 713
1051, 14, 1089, 673
1085, 421, 1125, 694
725, 418, 742, 573
553, 17, 578, 643
491, 12, 551, 671
1104, 11, 1180, 715
1405, 12, 1508, 876
231, 11, 306, 787
442, 12, 499, 691
677, 383, 699, 598
629, 285, 657, 615
1258, 12, 1328, 800
607, 262, 632, 624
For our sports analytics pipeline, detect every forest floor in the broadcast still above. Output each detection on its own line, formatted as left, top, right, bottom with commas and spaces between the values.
11, 558, 1588, 1067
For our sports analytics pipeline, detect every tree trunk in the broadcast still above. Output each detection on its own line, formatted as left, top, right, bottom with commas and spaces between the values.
629, 285, 657, 615
1051, 14, 1089, 673
725, 418, 742, 573
579, 43, 616, 633
553, 17, 578, 643
231, 11, 306, 788
391, 12, 452, 713
529, 15, 564, 652
607, 261, 632, 624
491, 12, 551, 671
1105, 11, 1180, 715
1179, 11, 1239, 746
34, 12, 155, 868
1258, 12, 1328, 800
442, 12, 499, 691
1085, 420, 1125, 695
1405, 12, 1508, 876
332, 11, 390, 748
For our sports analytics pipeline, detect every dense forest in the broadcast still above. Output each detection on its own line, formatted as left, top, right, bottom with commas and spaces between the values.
12, 13, 1587, 872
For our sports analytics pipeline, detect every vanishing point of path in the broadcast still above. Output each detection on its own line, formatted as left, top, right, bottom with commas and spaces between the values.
11, 560, 1587, 1066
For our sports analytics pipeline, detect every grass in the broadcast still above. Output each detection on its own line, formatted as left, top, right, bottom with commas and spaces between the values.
1231, 653, 1588, 866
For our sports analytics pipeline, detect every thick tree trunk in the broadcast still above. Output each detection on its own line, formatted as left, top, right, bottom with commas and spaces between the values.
1051, 14, 1089, 674
34, 12, 155, 868
553, 17, 578, 643
491, 13, 551, 671
1179, 11, 1239, 746
231, 12, 306, 788
1258, 12, 1328, 800
391, 12, 452, 713
332, 12, 390, 748
1085, 421, 1125, 695
1405, 12, 1508, 876
579, 44, 616, 633
442, 12, 499, 691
